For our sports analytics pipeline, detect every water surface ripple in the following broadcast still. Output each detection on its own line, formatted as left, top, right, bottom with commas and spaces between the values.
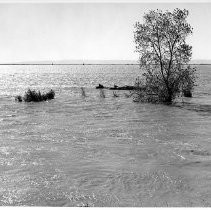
0, 65, 211, 206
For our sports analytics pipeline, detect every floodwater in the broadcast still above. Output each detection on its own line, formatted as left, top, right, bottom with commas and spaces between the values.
0, 64, 211, 207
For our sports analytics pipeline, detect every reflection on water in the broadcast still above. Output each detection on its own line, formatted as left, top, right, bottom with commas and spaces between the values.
0, 65, 211, 206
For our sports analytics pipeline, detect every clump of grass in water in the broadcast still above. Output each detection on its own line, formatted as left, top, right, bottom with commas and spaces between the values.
81, 87, 86, 97
15, 89, 55, 102
99, 89, 105, 98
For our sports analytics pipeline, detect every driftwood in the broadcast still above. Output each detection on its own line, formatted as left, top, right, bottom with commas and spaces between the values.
96, 84, 192, 98
96, 84, 136, 90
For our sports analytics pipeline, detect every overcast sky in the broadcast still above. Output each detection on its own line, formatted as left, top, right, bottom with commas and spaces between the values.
0, 2, 210, 62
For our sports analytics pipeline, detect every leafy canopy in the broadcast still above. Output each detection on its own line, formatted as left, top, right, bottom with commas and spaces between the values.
134, 8, 196, 103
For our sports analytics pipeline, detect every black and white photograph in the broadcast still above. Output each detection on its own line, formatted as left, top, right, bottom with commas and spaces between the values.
0, 0, 211, 207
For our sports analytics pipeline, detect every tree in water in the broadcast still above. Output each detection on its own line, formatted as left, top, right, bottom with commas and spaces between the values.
134, 8, 196, 103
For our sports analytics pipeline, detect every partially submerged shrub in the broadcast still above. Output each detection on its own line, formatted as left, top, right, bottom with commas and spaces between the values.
183, 89, 192, 97
15, 95, 23, 102
133, 70, 195, 104
16, 89, 55, 102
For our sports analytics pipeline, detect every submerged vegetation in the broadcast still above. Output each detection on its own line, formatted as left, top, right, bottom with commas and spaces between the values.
15, 89, 55, 102
99, 89, 106, 98
113, 91, 119, 97
134, 8, 196, 104
81, 87, 86, 97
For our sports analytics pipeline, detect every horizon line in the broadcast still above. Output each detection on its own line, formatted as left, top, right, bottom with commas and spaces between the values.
0, 63, 210, 65
0, 0, 211, 3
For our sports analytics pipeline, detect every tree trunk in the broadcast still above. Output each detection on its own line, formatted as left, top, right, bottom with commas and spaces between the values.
165, 89, 173, 103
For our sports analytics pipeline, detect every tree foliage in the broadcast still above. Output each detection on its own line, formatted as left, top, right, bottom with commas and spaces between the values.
134, 8, 196, 103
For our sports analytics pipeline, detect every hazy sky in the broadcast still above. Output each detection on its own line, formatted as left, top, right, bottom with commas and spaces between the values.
0, 2, 210, 62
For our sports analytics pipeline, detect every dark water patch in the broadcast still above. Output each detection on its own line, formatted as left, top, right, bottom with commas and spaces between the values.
181, 149, 210, 156
173, 159, 211, 170
174, 102, 211, 116
178, 161, 202, 167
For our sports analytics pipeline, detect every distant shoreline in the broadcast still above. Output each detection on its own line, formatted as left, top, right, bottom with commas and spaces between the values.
0, 63, 210, 65
0, 63, 138, 66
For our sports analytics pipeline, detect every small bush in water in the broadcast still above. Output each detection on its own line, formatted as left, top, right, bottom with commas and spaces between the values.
15, 89, 55, 102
